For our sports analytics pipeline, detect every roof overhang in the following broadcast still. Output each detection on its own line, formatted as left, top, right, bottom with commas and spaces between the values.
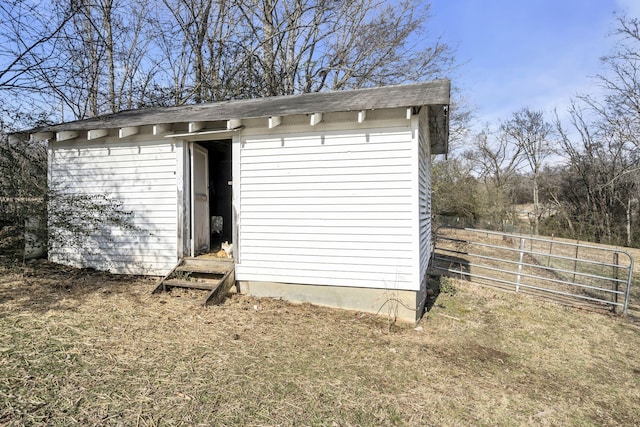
14, 80, 451, 155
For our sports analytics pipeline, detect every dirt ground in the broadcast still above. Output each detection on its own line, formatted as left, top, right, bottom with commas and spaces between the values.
1, 261, 640, 426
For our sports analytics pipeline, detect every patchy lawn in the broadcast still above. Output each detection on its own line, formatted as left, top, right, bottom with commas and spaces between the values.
1, 262, 639, 426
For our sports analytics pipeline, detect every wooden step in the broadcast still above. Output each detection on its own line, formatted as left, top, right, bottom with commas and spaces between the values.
175, 264, 228, 275
153, 257, 236, 305
162, 279, 217, 291
182, 257, 234, 268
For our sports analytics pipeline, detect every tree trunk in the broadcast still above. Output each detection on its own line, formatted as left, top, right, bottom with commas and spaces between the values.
262, 0, 277, 96
86, 11, 99, 117
198, 2, 212, 103
103, 0, 116, 113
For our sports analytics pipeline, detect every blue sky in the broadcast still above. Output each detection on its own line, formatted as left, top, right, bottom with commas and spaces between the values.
429, 0, 640, 129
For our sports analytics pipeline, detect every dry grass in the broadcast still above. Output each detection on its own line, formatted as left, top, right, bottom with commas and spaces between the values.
1, 261, 640, 426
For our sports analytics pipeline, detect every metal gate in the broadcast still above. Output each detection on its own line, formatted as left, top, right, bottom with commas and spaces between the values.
430, 227, 634, 314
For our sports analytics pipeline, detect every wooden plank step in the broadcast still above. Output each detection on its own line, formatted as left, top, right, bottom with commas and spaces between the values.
175, 265, 230, 275
152, 257, 236, 305
182, 257, 234, 268
162, 279, 218, 291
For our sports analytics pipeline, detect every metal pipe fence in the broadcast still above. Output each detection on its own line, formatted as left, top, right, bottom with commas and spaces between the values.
430, 227, 634, 314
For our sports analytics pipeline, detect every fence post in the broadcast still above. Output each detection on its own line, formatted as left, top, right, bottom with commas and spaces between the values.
516, 238, 525, 292
613, 252, 619, 313
572, 241, 580, 283
623, 256, 633, 315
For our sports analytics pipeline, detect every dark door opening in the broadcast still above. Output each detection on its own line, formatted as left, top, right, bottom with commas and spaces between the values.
204, 139, 232, 251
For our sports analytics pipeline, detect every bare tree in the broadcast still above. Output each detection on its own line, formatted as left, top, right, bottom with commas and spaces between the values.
3, 0, 457, 116
25, 0, 159, 119
460, 127, 522, 227
161, 0, 214, 103
593, 16, 640, 246
467, 126, 522, 192
501, 108, 553, 235
559, 15, 640, 246
158, 0, 252, 103
0, 0, 81, 129
242, 0, 454, 95
154, 0, 455, 103
0, 1, 76, 94
597, 16, 640, 126
553, 100, 638, 245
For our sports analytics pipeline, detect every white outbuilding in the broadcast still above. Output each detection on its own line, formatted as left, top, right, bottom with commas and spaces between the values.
26, 81, 450, 321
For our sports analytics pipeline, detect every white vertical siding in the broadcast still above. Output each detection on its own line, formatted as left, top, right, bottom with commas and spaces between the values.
235, 122, 420, 291
48, 138, 178, 275
418, 108, 432, 287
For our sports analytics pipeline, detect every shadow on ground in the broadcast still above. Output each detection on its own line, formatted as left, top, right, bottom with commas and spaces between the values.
0, 259, 152, 314
422, 254, 472, 315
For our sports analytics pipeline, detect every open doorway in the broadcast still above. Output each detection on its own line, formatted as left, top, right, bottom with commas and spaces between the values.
190, 139, 233, 256
206, 140, 232, 251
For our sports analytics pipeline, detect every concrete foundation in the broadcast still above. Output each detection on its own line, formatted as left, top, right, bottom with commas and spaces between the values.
238, 281, 421, 323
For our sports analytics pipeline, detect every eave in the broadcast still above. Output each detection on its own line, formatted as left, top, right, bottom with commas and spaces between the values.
15, 81, 451, 155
